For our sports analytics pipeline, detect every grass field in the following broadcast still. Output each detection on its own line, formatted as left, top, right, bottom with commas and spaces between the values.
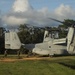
0, 56, 75, 75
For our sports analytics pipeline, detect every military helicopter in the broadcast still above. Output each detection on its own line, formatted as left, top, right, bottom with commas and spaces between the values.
26, 18, 75, 56
4, 18, 75, 57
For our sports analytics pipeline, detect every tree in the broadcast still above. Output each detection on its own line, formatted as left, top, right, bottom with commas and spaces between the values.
18, 24, 44, 44
58, 19, 75, 38
58, 19, 75, 29
18, 24, 31, 44
0, 27, 5, 54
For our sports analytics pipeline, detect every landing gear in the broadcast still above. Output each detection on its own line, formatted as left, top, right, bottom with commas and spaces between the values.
48, 54, 54, 57
27, 50, 33, 57
17, 50, 21, 59
4, 50, 8, 57
33, 53, 36, 56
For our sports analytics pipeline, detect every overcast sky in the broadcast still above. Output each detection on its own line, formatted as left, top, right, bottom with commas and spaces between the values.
0, 0, 75, 29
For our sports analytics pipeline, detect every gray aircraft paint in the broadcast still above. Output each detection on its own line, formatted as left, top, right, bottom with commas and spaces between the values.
5, 31, 21, 50
32, 27, 75, 56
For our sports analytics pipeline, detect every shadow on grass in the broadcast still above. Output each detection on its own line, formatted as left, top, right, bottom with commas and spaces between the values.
59, 62, 75, 70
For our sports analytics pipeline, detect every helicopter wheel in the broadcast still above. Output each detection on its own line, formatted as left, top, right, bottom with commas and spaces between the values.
48, 54, 53, 57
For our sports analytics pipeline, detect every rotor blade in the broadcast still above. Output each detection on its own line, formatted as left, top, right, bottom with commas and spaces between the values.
48, 17, 75, 27
48, 18, 64, 24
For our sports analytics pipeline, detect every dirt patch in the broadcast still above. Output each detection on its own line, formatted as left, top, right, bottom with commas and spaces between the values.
0, 58, 16, 62
0, 56, 75, 62
0, 57, 50, 62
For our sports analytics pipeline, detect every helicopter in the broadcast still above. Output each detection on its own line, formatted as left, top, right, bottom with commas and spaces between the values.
4, 18, 75, 57
25, 18, 75, 56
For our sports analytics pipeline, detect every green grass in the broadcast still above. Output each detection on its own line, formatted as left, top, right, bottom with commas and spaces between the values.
0, 56, 75, 75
